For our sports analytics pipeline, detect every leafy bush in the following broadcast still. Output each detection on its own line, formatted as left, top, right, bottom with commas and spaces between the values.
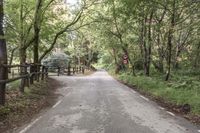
134, 59, 143, 70
42, 52, 70, 70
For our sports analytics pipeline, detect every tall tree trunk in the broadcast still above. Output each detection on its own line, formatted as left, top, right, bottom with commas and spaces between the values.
33, 0, 42, 64
154, 7, 166, 73
19, 0, 25, 65
157, 34, 164, 73
118, 33, 135, 74
19, 48, 26, 93
19, 0, 27, 93
122, 46, 135, 75
143, 15, 149, 76
165, 31, 173, 81
110, 48, 120, 73
33, 35, 39, 64
112, 48, 118, 67
173, 47, 181, 69
0, 0, 8, 105
139, 19, 144, 60
165, 0, 176, 81
19, 48, 26, 65
146, 11, 154, 76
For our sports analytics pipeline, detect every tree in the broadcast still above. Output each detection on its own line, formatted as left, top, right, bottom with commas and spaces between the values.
89, 0, 200, 81
0, 0, 8, 105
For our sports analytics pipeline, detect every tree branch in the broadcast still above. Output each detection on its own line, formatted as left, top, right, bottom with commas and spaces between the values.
39, 5, 85, 62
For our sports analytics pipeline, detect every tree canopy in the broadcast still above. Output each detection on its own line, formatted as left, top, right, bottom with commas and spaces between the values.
1, 0, 200, 80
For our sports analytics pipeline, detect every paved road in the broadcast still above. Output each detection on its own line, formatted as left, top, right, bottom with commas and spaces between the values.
16, 71, 199, 133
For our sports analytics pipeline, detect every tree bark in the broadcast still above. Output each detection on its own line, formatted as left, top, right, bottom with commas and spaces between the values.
155, 33, 164, 73
33, 0, 42, 64
154, 7, 166, 73
19, 0, 25, 65
0, 0, 8, 105
142, 14, 149, 76
165, 0, 176, 81
18, 0, 27, 93
19, 48, 26, 93
146, 10, 154, 76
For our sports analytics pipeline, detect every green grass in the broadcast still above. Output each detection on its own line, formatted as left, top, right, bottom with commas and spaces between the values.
7, 80, 20, 91
114, 71, 200, 115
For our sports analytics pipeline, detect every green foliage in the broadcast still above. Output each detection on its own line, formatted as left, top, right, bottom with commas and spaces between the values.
116, 71, 200, 114
7, 80, 20, 91
0, 107, 11, 116
42, 52, 70, 68
3, 0, 200, 116
134, 59, 144, 70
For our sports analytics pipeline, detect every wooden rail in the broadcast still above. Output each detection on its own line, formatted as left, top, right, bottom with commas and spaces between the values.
48, 65, 87, 76
0, 63, 89, 105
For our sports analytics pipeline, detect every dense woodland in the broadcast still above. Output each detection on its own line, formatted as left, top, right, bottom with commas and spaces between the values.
0, 0, 200, 114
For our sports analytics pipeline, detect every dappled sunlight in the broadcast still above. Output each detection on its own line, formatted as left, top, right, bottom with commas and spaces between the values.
89, 71, 114, 81
1, 0, 200, 132
54, 71, 114, 81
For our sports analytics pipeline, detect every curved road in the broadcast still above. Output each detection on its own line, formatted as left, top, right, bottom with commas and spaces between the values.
16, 71, 199, 133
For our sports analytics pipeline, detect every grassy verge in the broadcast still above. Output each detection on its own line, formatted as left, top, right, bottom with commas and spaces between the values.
0, 78, 60, 132
111, 71, 200, 116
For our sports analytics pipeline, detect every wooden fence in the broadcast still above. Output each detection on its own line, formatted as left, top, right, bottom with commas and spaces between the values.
0, 63, 88, 106
48, 65, 86, 76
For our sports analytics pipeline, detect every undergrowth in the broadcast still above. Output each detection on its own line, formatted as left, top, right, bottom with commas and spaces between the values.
0, 81, 49, 127
113, 71, 200, 115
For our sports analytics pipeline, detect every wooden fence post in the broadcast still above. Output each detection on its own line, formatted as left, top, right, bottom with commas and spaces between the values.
0, 65, 7, 105
25, 66, 29, 87
82, 67, 85, 74
12, 70, 14, 78
19, 66, 26, 93
45, 67, 48, 79
73, 67, 75, 74
67, 63, 71, 76
30, 64, 34, 84
57, 67, 60, 76
76, 67, 78, 73
0, 82, 6, 105
37, 65, 40, 82
41, 66, 45, 80
33, 64, 36, 81
79, 66, 81, 73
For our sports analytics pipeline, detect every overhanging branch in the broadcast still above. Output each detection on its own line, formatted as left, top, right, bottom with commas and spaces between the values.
39, 5, 85, 62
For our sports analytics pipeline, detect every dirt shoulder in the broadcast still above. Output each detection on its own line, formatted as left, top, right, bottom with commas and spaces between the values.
0, 78, 62, 133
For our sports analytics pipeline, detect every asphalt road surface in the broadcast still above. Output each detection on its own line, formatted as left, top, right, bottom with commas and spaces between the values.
16, 70, 200, 133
